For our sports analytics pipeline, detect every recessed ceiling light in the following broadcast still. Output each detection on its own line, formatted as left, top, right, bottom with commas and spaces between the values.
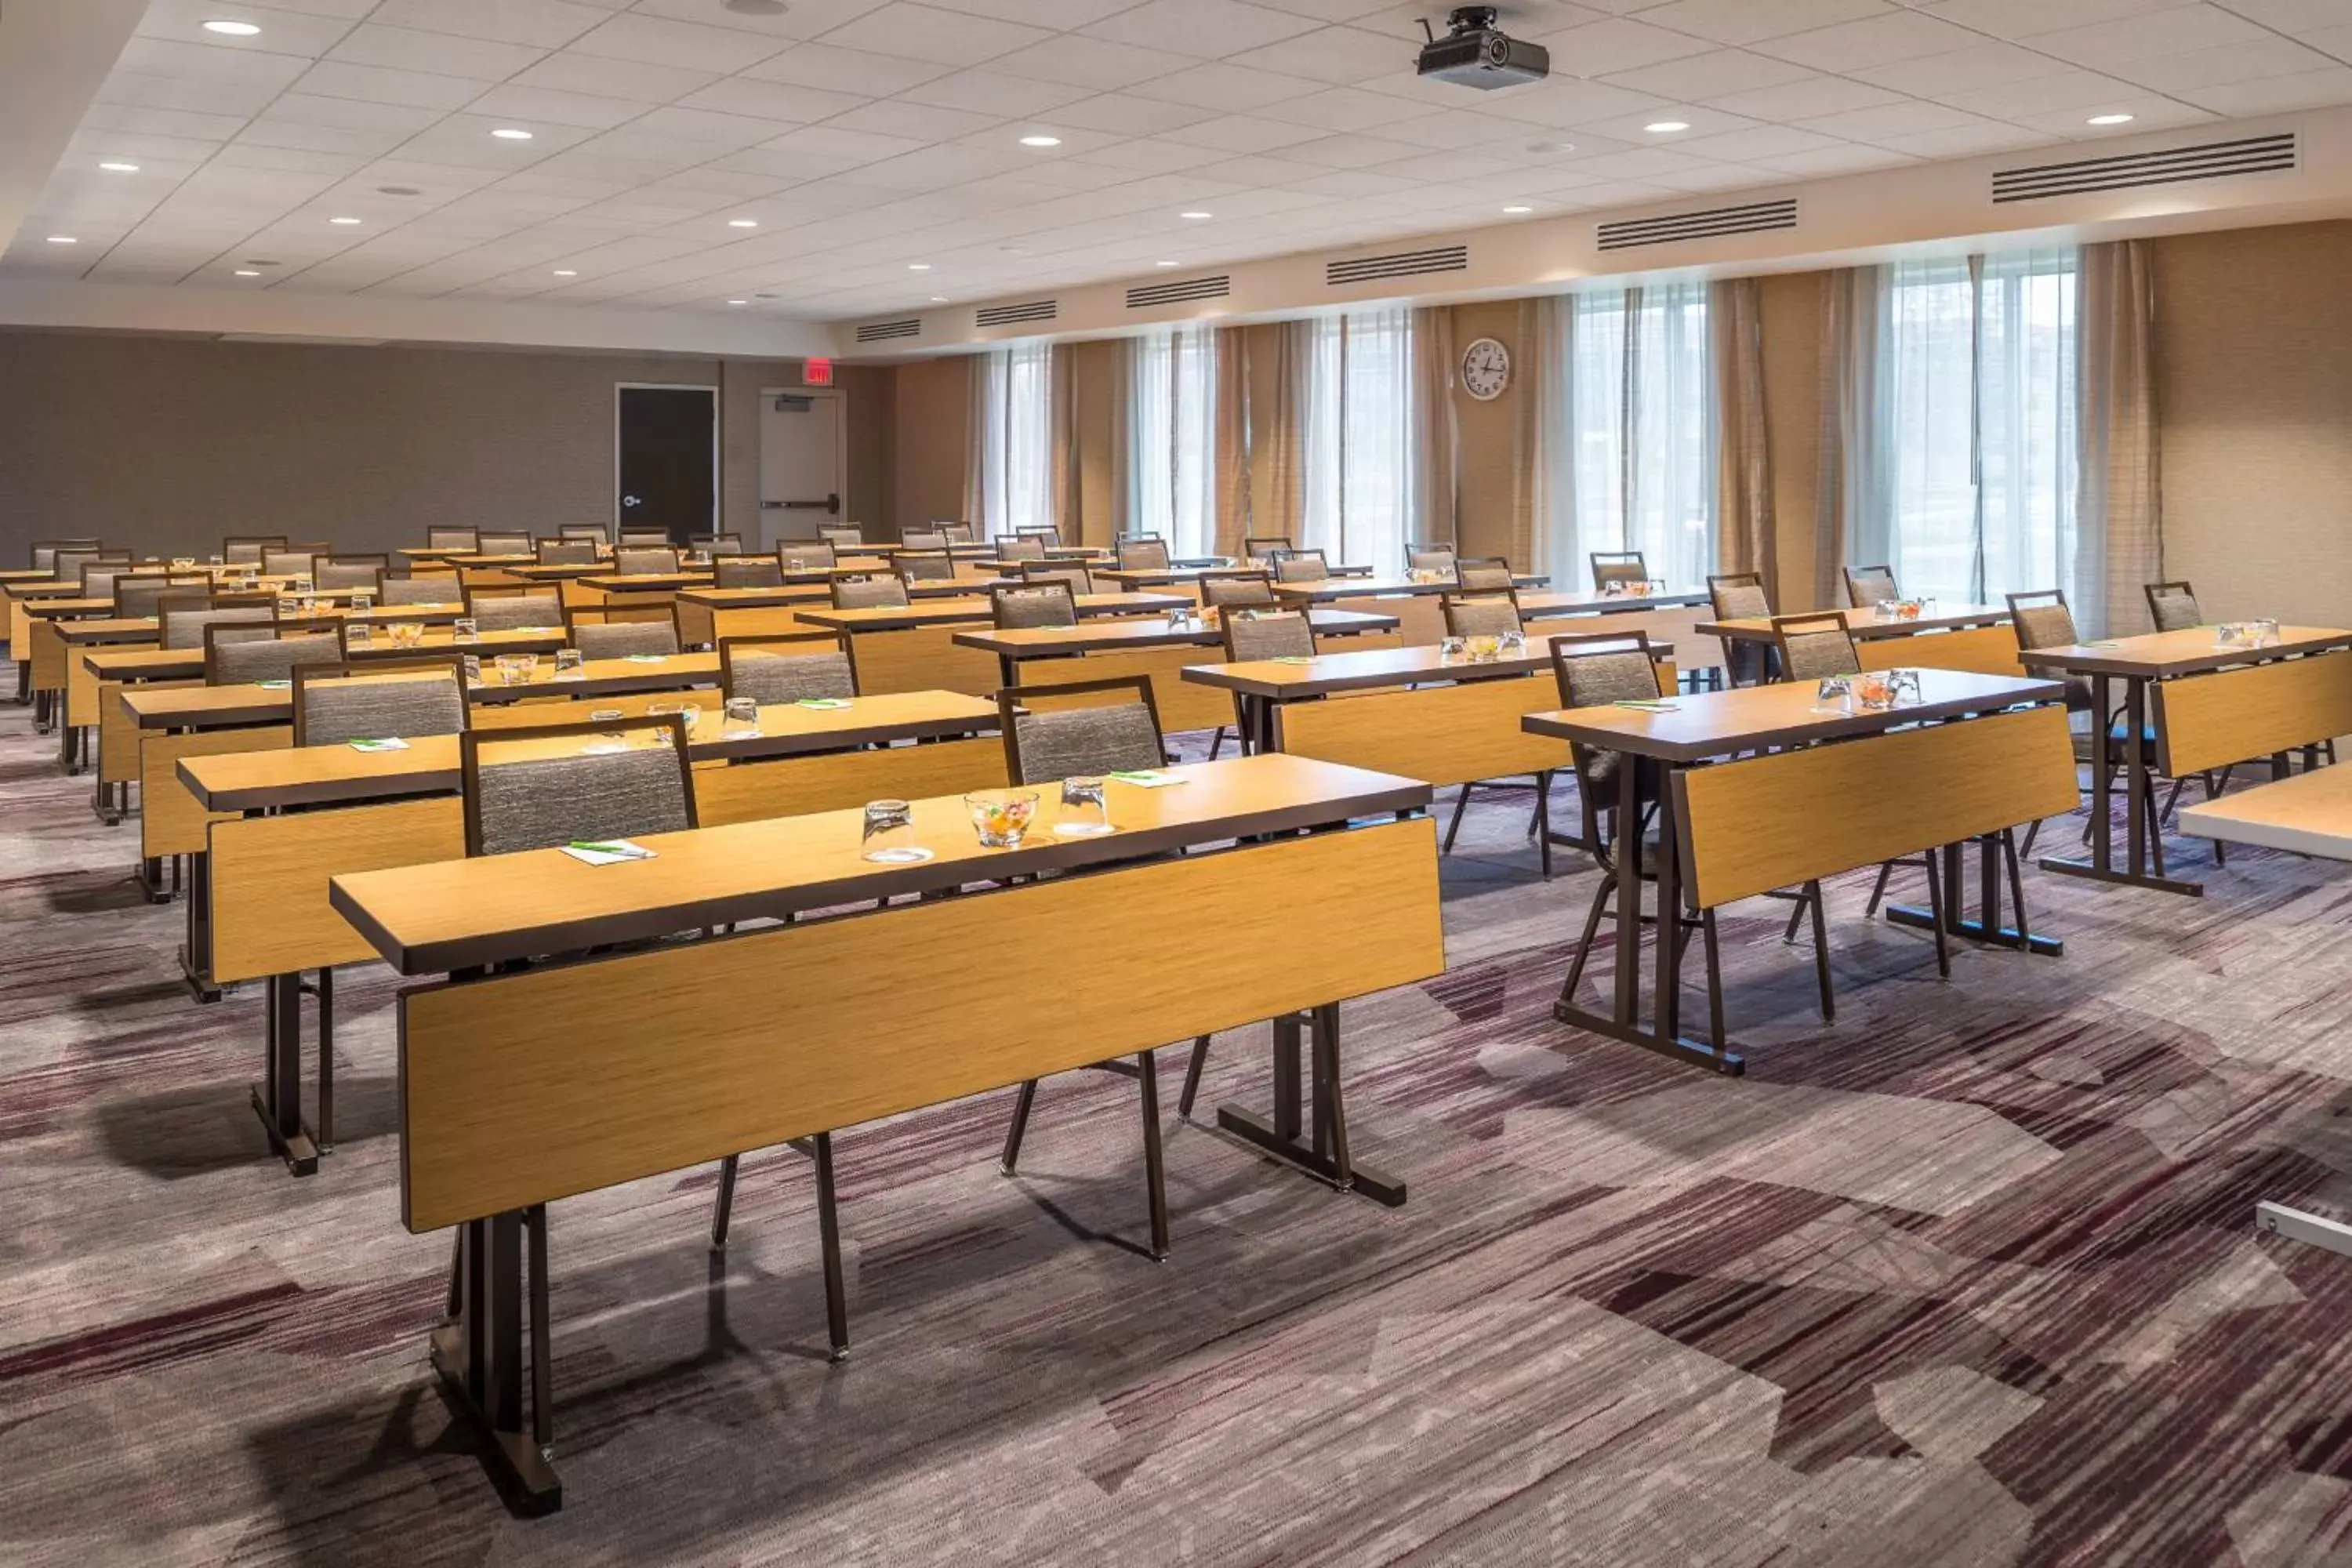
930, 295, 948, 302
1180, 210, 1212, 220
2087, 112, 2135, 125
1155, 260, 1179, 267
1526, 140, 1575, 154
376, 184, 420, 197
328, 216, 361, 225
1502, 204, 1533, 214
45, 236, 75, 245
727, 298, 749, 305
234, 269, 260, 277
726, 0, 787, 13
1019, 134, 1062, 147
491, 127, 534, 140
728, 218, 758, 228
1644, 121, 1690, 134
908, 262, 932, 270
202, 19, 261, 35
553, 269, 578, 277
99, 161, 140, 173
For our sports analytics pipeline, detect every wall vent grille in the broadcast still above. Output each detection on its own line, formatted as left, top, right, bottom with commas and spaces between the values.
854, 318, 920, 343
1597, 198, 1798, 252
975, 299, 1058, 327
1126, 274, 1231, 309
1326, 245, 1468, 286
1992, 132, 2297, 203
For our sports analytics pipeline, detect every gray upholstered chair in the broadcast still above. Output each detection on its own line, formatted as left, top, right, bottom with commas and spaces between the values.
901, 528, 949, 550
895, 550, 958, 583
1221, 608, 1314, 662
1201, 572, 1276, 609
159, 598, 272, 651
1708, 572, 1769, 620
424, 527, 477, 552
1117, 538, 1171, 572
380, 576, 458, 607
558, 524, 608, 542
535, 539, 601, 565
2146, 580, 2201, 633
778, 541, 837, 572
817, 525, 865, 550
1443, 594, 1523, 637
317, 557, 389, 591
690, 533, 743, 555
1770, 613, 1860, 681
261, 549, 317, 579
1271, 550, 1327, 583
30, 539, 100, 572
614, 546, 681, 577
618, 529, 670, 547
569, 615, 681, 661
831, 573, 908, 610
1408, 543, 1456, 575
225, 535, 289, 564
460, 717, 695, 858
1243, 535, 1291, 562
995, 536, 1047, 561
473, 532, 532, 555
720, 633, 856, 704
205, 623, 343, 685
466, 591, 565, 632
1844, 564, 1899, 607
1590, 551, 1648, 592
82, 561, 139, 601
116, 574, 206, 620
54, 547, 123, 586
1018, 563, 1093, 595
991, 583, 1077, 630
292, 655, 467, 746
714, 557, 785, 589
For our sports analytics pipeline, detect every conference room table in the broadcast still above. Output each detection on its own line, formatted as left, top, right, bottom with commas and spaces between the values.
1522, 670, 2078, 1073
1092, 564, 1308, 594
796, 592, 1189, 697
2019, 624, 2352, 897
178, 688, 1005, 1175
1696, 603, 2020, 685
671, 575, 1013, 646
1267, 573, 1555, 648
326, 749, 1442, 1512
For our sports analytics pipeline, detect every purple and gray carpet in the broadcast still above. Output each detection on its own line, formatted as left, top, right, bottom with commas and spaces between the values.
8, 703, 2352, 1565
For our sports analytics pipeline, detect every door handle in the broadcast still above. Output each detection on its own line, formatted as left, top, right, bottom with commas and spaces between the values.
621, 495, 641, 507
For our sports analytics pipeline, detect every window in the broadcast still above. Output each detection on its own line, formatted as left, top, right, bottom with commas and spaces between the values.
1540, 281, 1715, 592
1302, 307, 1417, 570
1883, 250, 2078, 605
976, 340, 1054, 535
1127, 327, 1217, 560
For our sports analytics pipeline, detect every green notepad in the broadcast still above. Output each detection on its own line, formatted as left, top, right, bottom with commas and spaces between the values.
1272, 655, 1316, 665
1613, 699, 1679, 712
562, 839, 654, 866
349, 737, 409, 753
795, 697, 851, 710
623, 653, 668, 663
1110, 769, 1185, 787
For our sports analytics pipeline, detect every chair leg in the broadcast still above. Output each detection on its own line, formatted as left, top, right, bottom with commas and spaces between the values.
2082, 765, 2118, 844
526, 1203, 553, 1452
1000, 1080, 1039, 1175
2209, 768, 2234, 866
1442, 782, 1475, 855
1804, 881, 1834, 1021
1782, 895, 1806, 945
1922, 850, 1951, 979
2002, 829, 2031, 945
315, 966, 334, 1154
1178, 1034, 1210, 1121
710, 1154, 739, 1250
2159, 774, 2187, 826
1534, 773, 1553, 880
813, 1132, 848, 1361
1207, 726, 1227, 762
2020, 818, 2042, 860
1702, 909, 1727, 1049
1138, 1051, 1169, 1261
1864, 860, 1895, 917
1560, 873, 1613, 1007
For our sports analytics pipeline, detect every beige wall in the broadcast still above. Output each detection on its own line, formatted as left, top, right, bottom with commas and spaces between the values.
1758, 271, 1828, 611
886, 354, 971, 536
1450, 299, 1530, 567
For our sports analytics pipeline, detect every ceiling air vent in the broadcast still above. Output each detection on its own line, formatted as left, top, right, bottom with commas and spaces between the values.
855, 318, 920, 343
1992, 132, 2297, 203
975, 299, 1057, 327
1127, 274, 1231, 309
1327, 245, 1468, 286
1597, 198, 1798, 252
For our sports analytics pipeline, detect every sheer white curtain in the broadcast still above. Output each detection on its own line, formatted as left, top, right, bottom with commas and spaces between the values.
976, 339, 1054, 535
1127, 327, 1218, 559
1883, 249, 2079, 607
1301, 307, 1418, 569
1534, 281, 1715, 592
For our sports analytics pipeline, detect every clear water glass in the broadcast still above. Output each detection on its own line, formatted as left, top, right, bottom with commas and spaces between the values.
1498, 630, 1526, 658
462, 654, 483, 686
648, 701, 698, 746
453, 617, 477, 643
350, 590, 372, 612
862, 798, 931, 863
723, 695, 759, 738
172, 557, 194, 569
346, 622, 372, 650
585, 707, 627, 754
1813, 674, 1853, 714
1056, 775, 1114, 837
276, 595, 299, 616
1889, 668, 1922, 706
966, 789, 1039, 848
207, 554, 223, 568
1439, 635, 1467, 662
554, 648, 584, 680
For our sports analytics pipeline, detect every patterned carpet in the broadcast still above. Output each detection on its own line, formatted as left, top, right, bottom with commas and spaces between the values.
9, 699, 2352, 1566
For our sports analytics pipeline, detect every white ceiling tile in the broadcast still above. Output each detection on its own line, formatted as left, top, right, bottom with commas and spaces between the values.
1600, 48, 1818, 100
630, 0, 891, 34
1849, 42, 2073, 96
463, 84, 651, 130
1251, 85, 1425, 132
1759, 10, 1989, 71
825, 99, 1006, 140
1131, 62, 1312, 111
742, 43, 956, 94
292, 60, 488, 112
134, 1, 362, 56
987, 34, 1193, 87
1234, 25, 1414, 85
2117, 36, 2343, 88
2005, 94, 2223, 131
1080, 0, 1322, 57
1932, 67, 2151, 115
1915, 0, 2180, 33
673, 78, 870, 124
1154, 115, 1331, 153
1632, 0, 1896, 46
754, 123, 935, 169
2304, 23, 2352, 60
1702, 74, 1905, 118
325, 24, 548, 80
365, 0, 612, 49
2220, 0, 2352, 26
1067, 138, 1229, 172
80, 103, 252, 142
1276, 132, 1446, 168
1044, 94, 1216, 135
1284, 167, 1425, 198
924, 0, 1141, 24
507, 53, 722, 103
2172, 61, 2352, 109
1667, 124, 1851, 160
568, 14, 793, 71
1754, 142, 1921, 175
267, 93, 448, 134
818, 4, 1054, 65
2026, 5, 2271, 64
896, 69, 1096, 116
1871, 121, 2056, 155
1797, 99, 1987, 137
1571, 103, 1766, 140
1530, 17, 1715, 74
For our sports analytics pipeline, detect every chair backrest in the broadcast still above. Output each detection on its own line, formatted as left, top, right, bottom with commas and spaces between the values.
1202, 572, 1276, 609
53, 546, 122, 584
568, 611, 681, 661
832, 573, 909, 610
1018, 562, 1094, 596
1844, 563, 1899, 607
2145, 579, 2201, 633
1407, 543, 1456, 574
477, 531, 533, 555
116, 572, 204, 620
1443, 593, 1523, 637
719, 631, 858, 704
995, 536, 1047, 561
205, 620, 343, 685
1590, 551, 1648, 591
991, 582, 1078, 630
936, 521, 976, 544
159, 597, 271, 652
2005, 590, 2078, 652
559, 524, 608, 542
1551, 630, 1662, 708
465, 589, 566, 632
460, 717, 696, 858
1221, 608, 1315, 662
1771, 612, 1860, 681
1707, 572, 1770, 620
1118, 538, 1171, 571
425, 528, 477, 552
317, 556, 390, 591
618, 528, 671, 547
1455, 557, 1515, 592
225, 535, 289, 564
380, 575, 458, 607
1014, 525, 1060, 543
1244, 535, 1291, 562
817, 526, 865, 549
778, 540, 837, 572
689, 533, 742, 554
997, 676, 1166, 785
535, 539, 601, 565
613, 546, 681, 577
292, 655, 468, 746
82, 560, 140, 601
901, 526, 949, 549
1271, 550, 1327, 583
31, 539, 100, 572
895, 549, 958, 583
714, 556, 785, 589
261, 549, 317, 579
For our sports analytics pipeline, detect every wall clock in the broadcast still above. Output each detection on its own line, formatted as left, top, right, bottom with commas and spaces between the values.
1461, 336, 1511, 401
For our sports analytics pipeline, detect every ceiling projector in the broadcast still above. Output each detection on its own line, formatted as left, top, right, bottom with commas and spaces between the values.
1416, 7, 1550, 90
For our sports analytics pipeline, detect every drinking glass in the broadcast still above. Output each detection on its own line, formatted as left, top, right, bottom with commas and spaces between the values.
392, 621, 423, 649
965, 789, 1038, 848
292, 574, 314, 593
206, 553, 223, 568
346, 622, 372, 650
1813, 674, 1853, 714
2256, 616, 2281, 646
462, 654, 483, 685
723, 695, 759, 738
861, 798, 931, 863
1055, 775, 1114, 837
584, 707, 627, 754
276, 595, 299, 617
453, 617, 477, 643
350, 590, 373, 612
1889, 668, 1922, 706
554, 648, 584, 680
648, 701, 698, 746
1468, 633, 1500, 662
1439, 635, 1467, 662
1498, 629, 1526, 658
172, 557, 194, 569
1857, 673, 1896, 711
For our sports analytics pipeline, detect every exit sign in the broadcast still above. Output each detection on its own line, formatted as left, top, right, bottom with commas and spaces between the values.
802, 357, 833, 387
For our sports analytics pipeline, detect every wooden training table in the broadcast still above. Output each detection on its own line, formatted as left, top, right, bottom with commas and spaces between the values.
1268, 573, 1551, 648
2020, 626, 2352, 897
328, 753, 1443, 1512
180, 690, 1004, 1175
1523, 671, 2078, 1074
1697, 603, 2020, 685
796, 592, 1188, 697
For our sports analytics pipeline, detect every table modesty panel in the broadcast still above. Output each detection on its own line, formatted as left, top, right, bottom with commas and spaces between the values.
1274, 671, 1578, 787
1014, 644, 1241, 732
1855, 623, 2024, 677
394, 813, 1443, 1231
2154, 648, 2352, 778
1672, 704, 2079, 909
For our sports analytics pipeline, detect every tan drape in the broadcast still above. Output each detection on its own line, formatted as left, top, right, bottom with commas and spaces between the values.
1522, 296, 1562, 576
1816, 266, 1890, 612
2078, 238, 2162, 637
1049, 342, 1082, 542
1710, 277, 1775, 602
961, 353, 988, 529
1213, 325, 1249, 555
1412, 306, 1457, 545
1245, 320, 1312, 546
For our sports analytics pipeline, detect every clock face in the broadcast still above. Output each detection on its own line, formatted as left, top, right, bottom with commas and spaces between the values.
1461, 336, 1511, 401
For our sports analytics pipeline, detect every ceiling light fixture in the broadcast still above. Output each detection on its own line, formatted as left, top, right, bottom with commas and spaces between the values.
100, 161, 140, 172
1644, 120, 1690, 134
1019, 134, 1062, 147
728, 298, 749, 305
1155, 260, 1178, 267
202, 19, 261, 34
2087, 112, 2135, 125
234, 269, 261, 277
908, 262, 931, 270
728, 218, 758, 228
1526, 140, 1575, 154
930, 295, 947, 302
492, 127, 534, 140
329, 217, 361, 227
1180, 210, 1211, 220
1502, 204, 1533, 214
554, 269, 578, 277
45, 235, 75, 245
